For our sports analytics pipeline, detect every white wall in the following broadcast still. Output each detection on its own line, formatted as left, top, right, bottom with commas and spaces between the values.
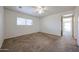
40, 11, 74, 36
4, 9, 40, 39
40, 14, 61, 36
0, 7, 4, 48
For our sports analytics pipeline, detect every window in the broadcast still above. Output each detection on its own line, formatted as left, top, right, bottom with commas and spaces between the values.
17, 17, 32, 25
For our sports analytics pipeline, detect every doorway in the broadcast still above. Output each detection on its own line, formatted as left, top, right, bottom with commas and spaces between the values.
61, 14, 73, 38
61, 14, 74, 45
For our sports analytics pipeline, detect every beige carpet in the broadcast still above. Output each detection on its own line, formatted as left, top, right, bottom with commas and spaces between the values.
1, 32, 79, 52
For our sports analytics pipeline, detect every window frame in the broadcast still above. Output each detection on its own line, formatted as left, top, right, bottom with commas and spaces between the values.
17, 17, 33, 26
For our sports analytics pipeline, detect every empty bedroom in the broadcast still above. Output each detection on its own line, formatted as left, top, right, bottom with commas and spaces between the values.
0, 6, 79, 52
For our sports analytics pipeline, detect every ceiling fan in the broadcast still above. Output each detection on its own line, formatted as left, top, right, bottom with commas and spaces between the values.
34, 6, 47, 14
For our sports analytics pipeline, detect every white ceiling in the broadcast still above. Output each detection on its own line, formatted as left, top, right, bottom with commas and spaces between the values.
5, 6, 75, 18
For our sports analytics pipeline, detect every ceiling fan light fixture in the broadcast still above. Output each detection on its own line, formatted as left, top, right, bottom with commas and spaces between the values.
38, 10, 44, 14
34, 6, 47, 14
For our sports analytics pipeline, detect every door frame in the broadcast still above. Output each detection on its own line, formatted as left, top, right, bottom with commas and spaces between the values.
61, 15, 74, 37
